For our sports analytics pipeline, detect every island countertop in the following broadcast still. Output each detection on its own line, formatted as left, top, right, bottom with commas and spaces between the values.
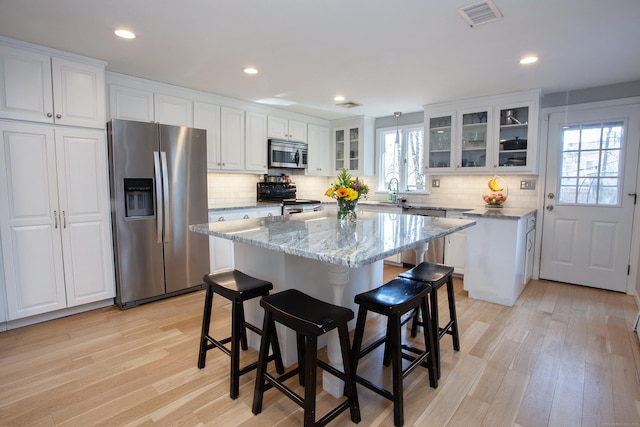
190, 210, 475, 268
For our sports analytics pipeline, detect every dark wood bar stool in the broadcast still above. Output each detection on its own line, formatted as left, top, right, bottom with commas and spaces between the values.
351, 277, 437, 427
399, 262, 459, 379
198, 269, 284, 399
252, 289, 361, 427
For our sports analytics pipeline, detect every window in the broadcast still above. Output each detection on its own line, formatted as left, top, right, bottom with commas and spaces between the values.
558, 121, 623, 205
378, 126, 425, 192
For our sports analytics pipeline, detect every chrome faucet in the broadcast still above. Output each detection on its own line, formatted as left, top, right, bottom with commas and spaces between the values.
388, 177, 399, 193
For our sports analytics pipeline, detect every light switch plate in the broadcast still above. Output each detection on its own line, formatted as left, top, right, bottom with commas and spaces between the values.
432, 179, 440, 188
520, 180, 536, 190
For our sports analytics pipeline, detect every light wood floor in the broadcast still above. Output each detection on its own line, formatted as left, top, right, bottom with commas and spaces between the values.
2, 266, 640, 426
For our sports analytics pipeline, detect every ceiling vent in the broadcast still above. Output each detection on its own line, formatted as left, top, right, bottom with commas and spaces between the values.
457, 0, 503, 27
336, 101, 362, 109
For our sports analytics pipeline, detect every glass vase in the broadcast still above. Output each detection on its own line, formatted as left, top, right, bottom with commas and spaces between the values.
337, 198, 358, 222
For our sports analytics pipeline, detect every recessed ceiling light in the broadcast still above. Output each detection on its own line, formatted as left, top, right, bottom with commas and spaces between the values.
114, 29, 135, 39
520, 56, 538, 65
334, 95, 345, 102
244, 67, 258, 75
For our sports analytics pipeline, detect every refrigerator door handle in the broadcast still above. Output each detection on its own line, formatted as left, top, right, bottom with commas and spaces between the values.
153, 151, 163, 244
160, 151, 170, 243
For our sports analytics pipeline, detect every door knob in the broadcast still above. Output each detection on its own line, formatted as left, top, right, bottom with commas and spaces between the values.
547, 193, 555, 199
546, 205, 554, 211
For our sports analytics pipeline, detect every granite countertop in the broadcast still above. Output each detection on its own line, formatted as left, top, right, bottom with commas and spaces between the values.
190, 210, 475, 268
463, 207, 537, 220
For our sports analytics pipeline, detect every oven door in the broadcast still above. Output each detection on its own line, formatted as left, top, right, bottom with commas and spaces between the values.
283, 203, 322, 216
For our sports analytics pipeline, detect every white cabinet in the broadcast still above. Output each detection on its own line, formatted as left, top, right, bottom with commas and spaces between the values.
424, 90, 541, 174
306, 123, 331, 176
331, 116, 375, 176
268, 115, 307, 142
0, 122, 115, 320
464, 211, 536, 306
109, 85, 192, 126
245, 111, 268, 173
208, 206, 281, 273
444, 211, 468, 275
0, 43, 106, 129
220, 106, 245, 171
523, 215, 536, 285
194, 101, 221, 171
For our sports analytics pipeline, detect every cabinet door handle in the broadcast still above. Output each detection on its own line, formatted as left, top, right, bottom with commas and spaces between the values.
218, 217, 225, 221
56, 114, 62, 119
47, 113, 53, 118
54, 210, 58, 228
62, 211, 67, 228
243, 214, 250, 219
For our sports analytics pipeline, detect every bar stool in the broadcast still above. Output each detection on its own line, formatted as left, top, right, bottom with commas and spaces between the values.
198, 269, 284, 399
351, 277, 437, 427
399, 262, 459, 379
252, 289, 361, 427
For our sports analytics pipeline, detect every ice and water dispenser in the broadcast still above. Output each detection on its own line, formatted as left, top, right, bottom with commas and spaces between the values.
124, 178, 154, 217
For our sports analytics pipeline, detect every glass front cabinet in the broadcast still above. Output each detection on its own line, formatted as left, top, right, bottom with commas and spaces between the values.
425, 90, 541, 174
331, 116, 375, 176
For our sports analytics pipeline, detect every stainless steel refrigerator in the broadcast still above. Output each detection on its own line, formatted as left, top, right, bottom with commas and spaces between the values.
107, 119, 209, 309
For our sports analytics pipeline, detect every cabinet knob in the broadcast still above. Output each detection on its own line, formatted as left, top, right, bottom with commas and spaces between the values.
47, 113, 53, 118
56, 114, 62, 119
243, 214, 250, 219
218, 216, 225, 221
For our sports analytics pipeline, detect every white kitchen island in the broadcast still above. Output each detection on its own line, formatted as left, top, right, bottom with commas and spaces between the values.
190, 210, 475, 397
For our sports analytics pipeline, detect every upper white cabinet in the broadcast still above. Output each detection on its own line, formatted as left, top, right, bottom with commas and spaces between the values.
245, 111, 268, 173
0, 122, 115, 320
331, 116, 375, 176
194, 101, 222, 171
424, 90, 541, 174
219, 106, 245, 171
306, 123, 331, 176
0, 42, 105, 129
268, 115, 307, 142
109, 85, 193, 127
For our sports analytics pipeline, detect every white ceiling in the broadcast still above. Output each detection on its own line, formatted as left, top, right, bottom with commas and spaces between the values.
1, 0, 639, 121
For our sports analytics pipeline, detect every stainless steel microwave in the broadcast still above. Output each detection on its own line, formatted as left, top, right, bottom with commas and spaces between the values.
268, 139, 307, 169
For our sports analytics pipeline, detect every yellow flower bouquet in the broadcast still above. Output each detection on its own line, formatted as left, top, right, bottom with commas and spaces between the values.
325, 168, 369, 221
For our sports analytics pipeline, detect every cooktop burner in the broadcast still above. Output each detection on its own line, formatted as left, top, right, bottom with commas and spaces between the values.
282, 198, 322, 205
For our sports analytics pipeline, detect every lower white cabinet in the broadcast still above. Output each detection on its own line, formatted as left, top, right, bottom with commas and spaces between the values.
0, 122, 115, 320
208, 206, 281, 273
444, 210, 467, 275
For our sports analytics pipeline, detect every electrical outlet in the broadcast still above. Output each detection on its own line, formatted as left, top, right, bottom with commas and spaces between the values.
432, 179, 440, 188
520, 180, 536, 190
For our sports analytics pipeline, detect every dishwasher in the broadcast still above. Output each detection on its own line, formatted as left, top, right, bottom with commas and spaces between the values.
401, 208, 445, 265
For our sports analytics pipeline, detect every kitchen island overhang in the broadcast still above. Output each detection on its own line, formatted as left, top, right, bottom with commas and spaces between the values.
190, 210, 475, 397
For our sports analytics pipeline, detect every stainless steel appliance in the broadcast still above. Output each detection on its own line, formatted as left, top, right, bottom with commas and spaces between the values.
268, 139, 307, 169
401, 208, 445, 265
107, 119, 209, 309
257, 176, 321, 215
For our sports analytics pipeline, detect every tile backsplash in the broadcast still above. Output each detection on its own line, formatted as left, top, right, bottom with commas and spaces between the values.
208, 172, 539, 210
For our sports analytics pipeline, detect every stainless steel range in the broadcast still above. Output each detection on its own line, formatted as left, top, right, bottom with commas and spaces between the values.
257, 174, 322, 215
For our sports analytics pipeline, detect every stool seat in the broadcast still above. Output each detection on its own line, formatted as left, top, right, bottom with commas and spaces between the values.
352, 277, 437, 427
198, 269, 284, 399
399, 262, 454, 289
253, 289, 361, 427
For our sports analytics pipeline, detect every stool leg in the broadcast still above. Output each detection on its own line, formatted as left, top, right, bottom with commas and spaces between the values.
447, 276, 461, 351
238, 300, 248, 351
382, 319, 393, 367
420, 296, 438, 389
197, 285, 214, 369
430, 288, 441, 379
297, 333, 306, 387
410, 307, 420, 338
302, 335, 318, 427
252, 311, 274, 415
270, 323, 285, 374
389, 313, 404, 427
230, 298, 243, 399
338, 323, 361, 423
351, 307, 368, 375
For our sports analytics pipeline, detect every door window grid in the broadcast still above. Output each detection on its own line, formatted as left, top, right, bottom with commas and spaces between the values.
558, 121, 623, 205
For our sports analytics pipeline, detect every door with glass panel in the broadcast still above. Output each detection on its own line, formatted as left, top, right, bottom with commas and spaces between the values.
540, 104, 640, 292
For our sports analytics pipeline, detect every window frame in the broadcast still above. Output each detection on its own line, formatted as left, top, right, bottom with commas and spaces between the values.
376, 124, 428, 194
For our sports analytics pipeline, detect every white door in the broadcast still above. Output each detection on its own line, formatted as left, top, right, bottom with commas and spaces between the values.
220, 106, 244, 171
55, 128, 115, 306
0, 123, 67, 318
540, 104, 640, 292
